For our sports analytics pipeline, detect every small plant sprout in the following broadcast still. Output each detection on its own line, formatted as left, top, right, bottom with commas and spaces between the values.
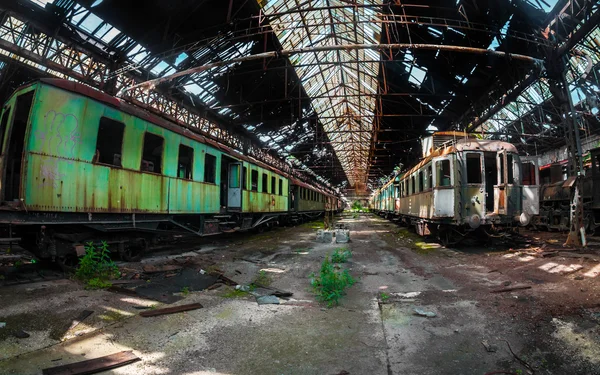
252, 270, 272, 287
379, 292, 390, 302
180, 286, 190, 296
75, 241, 119, 289
310, 256, 355, 307
331, 248, 352, 263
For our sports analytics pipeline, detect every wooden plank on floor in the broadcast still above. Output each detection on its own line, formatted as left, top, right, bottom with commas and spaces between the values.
490, 285, 532, 293
139, 303, 203, 317
42, 350, 140, 375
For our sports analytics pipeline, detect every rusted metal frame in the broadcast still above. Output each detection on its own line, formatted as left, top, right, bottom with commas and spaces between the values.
0, 11, 253, 154
461, 4, 598, 134
210, 92, 454, 111
123, 43, 543, 95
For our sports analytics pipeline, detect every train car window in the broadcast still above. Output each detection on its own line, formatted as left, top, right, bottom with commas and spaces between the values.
204, 154, 217, 183
177, 144, 194, 179
262, 173, 268, 193
0, 108, 10, 154
428, 165, 433, 189
242, 167, 247, 189
436, 160, 451, 187
499, 155, 505, 184
141, 132, 164, 173
466, 153, 482, 183
251, 170, 258, 191
279, 178, 283, 195
411, 176, 415, 194
507, 154, 514, 183
418, 171, 424, 192
522, 162, 536, 185
95, 117, 124, 166
271, 176, 276, 195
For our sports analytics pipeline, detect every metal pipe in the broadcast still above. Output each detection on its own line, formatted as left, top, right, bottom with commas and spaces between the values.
120, 43, 543, 95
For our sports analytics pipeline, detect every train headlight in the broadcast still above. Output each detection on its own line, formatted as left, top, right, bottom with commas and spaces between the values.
468, 214, 481, 229
519, 212, 531, 227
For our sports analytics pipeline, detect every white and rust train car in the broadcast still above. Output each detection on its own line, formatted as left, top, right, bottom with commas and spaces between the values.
371, 132, 540, 244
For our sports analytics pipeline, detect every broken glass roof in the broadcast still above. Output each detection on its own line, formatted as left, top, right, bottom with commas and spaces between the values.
259, 0, 382, 187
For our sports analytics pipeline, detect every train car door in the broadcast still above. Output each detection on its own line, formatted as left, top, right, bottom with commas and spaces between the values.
495, 150, 508, 214
227, 162, 242, 211
521, 156, 540, 216
433, 156, 454, 217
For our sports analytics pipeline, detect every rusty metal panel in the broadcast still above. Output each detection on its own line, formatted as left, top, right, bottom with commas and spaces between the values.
168, 178, 219, 214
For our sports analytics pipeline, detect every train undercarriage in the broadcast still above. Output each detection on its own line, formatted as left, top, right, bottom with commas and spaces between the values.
1, 210, 327, 266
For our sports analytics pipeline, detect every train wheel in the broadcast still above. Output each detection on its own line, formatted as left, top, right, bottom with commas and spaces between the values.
56, 253, 79, 273
120, 238, 147, 262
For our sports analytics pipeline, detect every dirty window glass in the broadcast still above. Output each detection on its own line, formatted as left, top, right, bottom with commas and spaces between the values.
96, 117, 124, 167
411, 175, 416, 194
522, 162, 536, 185
466, 153, 482, 184
436, 159, 451, 187
279, 178, 283, 195
141, 132, 163, 173
0, 108, 10, 154
251, 170, 258, 191
242, 166, 247, 189
262, 173, 268, 193
177, 144, 193, 179
204, 154, 216, 183
507, 154, 514, 183
271, 176, 276, 195
428, 165, 433, 189
418, 171, 424, 192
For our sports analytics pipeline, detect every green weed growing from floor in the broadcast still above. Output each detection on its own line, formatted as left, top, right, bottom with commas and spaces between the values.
180, 286, 190, 296
222, 287, 250, 298
75, 241, 119, 289
310, 256, 355, 307
331, 248, 352, 263
252, 270, 272, 287
85, 277, 113, 290
379, 292, 390, 302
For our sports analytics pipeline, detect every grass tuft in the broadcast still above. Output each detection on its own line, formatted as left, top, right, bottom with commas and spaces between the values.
310, 256, 355, 307
331, 248, 352, 263
75, 241, 119, 289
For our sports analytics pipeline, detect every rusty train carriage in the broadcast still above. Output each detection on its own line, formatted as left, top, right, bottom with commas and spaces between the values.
371, 134, 540, 244
0, 79, 341, 262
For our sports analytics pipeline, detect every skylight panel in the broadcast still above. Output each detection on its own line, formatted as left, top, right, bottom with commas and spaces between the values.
78, 12, 103, 33
409, 66, 427, 87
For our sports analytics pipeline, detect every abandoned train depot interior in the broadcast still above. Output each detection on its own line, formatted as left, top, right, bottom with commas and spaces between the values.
1, 0, 600, 374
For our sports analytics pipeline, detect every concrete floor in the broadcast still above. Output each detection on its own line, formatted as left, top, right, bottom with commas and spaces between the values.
1, 214, 600, 374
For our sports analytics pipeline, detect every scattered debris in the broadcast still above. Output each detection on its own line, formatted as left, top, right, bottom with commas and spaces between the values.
42, 350, 140, 375
13, 330, 30, 339
139, 303, 203, 317
316, 229, 334, 243
207, 283, 224, 290
574, 275, 584, 280
68, 310, 94, 331
256, 295, 280, 305
504, 339, 535, 373
503, 281, 511, 286
490, 285, 532, 293
142, 264, 182, 273
335, 229, 350, 243
481, 340, 498, 353
235, 285, 251, 292
413, 308, 436, 318
107, 285, 138, 297
0, 322, 5, 328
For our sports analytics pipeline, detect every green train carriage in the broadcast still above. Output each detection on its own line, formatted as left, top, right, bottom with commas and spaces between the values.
0, 79, 336, 261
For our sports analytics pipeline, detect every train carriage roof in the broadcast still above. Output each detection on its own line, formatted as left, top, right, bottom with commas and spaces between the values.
29, 78, 291, 179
